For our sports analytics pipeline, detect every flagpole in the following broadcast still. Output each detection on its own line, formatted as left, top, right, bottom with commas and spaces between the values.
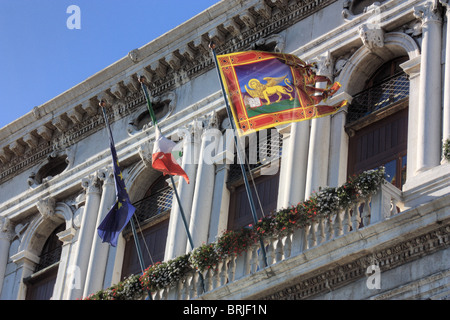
99, 101, 153, 300
138, 78, 205, 292
209, 42, 268, 268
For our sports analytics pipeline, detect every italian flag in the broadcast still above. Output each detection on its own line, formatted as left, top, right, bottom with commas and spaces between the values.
152, 126, 189, 183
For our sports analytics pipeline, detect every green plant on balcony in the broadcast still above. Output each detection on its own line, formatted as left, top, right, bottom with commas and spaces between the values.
83, 167, 385, 300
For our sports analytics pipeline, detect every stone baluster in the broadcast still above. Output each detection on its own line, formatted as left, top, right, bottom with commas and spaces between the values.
283, 233, 292, 259
308, 222, 317, 249
351, 202, 361, 232
361, 197, 372, 227
334, 210, 344, 237
228, 255, 236, 283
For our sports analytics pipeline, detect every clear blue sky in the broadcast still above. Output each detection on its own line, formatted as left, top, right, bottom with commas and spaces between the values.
0, 0, 217, 129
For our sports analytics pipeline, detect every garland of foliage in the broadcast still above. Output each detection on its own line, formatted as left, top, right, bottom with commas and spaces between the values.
83, 167, 385, 300
444, 138, 450, 162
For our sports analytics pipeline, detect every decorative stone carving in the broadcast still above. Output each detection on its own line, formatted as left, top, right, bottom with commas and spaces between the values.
36, 125, 53, 141
414, 0, 442, 25
37, 196, 56, 220
81, 172, 101, 195
9, 140, 25, 157
0, 217, 13, 241
23, 132, 39, 149
359, 24, 385, 51
138, 140, 153, 166
110, 82, 128, 100
128, 49, 140, 63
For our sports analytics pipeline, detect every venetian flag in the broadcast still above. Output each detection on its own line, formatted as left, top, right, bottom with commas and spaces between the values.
97, 117, 136, 247
152, 126, 189, 184
216, 50, 347, 135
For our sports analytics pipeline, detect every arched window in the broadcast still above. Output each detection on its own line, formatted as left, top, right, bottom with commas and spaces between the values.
25, 223, 64, 300
347, 57, 409, 189
121, 174, 173, 279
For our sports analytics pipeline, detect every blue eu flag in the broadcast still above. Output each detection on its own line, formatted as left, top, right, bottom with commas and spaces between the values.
97, 118, 136, 247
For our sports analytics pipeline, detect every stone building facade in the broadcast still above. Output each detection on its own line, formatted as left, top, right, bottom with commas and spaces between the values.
0, 0, 449, 300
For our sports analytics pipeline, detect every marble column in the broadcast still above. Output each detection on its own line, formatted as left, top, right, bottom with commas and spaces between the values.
0, 218, 12, 297
83, 167, 116, 297
305, 52, 333, 198
164, 120, 202, 260
276, 124, 292, 209
327, 93, 352, 188
208, 126, 234, 242
283, 121, 310, 206
67, 172, 102, 300
414, 1, 443, 172
188, 113, 222, 250
440, 0, 450, 161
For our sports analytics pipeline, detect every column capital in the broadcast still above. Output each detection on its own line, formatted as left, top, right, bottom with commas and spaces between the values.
81, 172, 101, 194
414, 1, 442, 25
313, 51, 334, 78
98, 166, 115, 186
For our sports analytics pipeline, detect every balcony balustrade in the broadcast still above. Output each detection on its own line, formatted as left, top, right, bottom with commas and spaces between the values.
150, 179, 403, 300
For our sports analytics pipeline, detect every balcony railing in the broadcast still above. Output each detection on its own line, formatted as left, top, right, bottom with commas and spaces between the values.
347, 73, 409, 124
150, 180, 403, 300
132, 186, 173, 227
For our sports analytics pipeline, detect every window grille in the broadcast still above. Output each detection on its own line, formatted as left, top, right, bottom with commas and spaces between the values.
132, 185, 173, 226
347, 72, 409, 124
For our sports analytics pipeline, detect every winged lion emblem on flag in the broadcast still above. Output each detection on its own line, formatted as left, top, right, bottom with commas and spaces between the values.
244, 75, 294, 106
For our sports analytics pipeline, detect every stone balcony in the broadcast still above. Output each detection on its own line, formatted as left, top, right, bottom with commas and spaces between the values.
144, 178, 448, 300
145, 178, 446, 300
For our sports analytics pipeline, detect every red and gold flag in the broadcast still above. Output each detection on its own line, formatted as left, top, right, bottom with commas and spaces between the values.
216, 51, 346, 135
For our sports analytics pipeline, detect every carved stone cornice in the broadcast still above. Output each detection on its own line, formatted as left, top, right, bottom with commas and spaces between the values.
0, 0, 339, 185
260, 221, 450, 300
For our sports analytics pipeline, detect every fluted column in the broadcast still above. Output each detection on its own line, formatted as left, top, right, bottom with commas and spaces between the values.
414, 1, 443, 172
164, 120, 202, 260
0, 218, 13, 297
67, 172, 102, 300
188, 113, 222, 250
305, 52, 333, 197
441, 0, 450, 161
83, 167, 116, 297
